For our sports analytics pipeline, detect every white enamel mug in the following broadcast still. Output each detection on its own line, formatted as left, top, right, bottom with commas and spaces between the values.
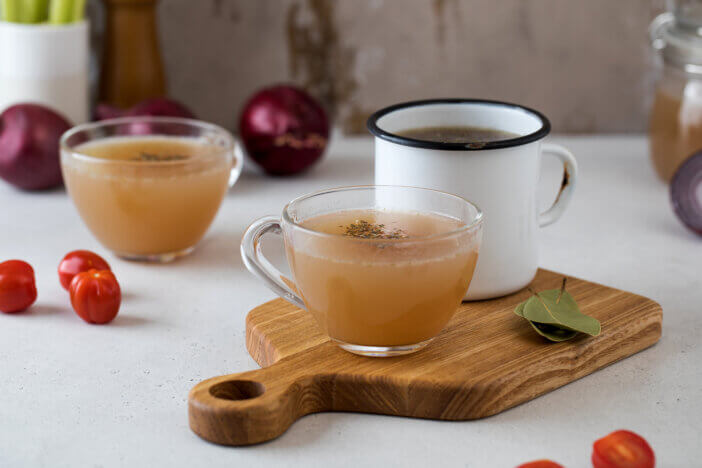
369, 99, 577, 300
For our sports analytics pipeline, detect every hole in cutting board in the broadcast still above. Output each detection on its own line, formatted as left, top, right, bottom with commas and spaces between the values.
209, 380, 265, 401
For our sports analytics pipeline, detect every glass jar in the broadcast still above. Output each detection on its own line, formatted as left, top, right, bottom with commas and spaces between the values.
649, 2, 702, 181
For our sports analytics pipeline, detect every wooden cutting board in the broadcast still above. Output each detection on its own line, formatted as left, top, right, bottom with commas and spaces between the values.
188, 269, 662, 446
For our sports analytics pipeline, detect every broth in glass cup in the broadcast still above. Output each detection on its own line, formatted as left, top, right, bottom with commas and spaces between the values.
60, 117, 242, 262
241, 185, 483, 357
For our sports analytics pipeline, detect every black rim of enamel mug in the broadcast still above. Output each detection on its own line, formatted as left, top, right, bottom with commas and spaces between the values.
366, 98, 552, 151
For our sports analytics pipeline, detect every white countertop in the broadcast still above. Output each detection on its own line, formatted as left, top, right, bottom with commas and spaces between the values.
0, 135, 700, 467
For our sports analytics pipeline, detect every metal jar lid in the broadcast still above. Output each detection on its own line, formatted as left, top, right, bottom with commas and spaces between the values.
651, 10, 702, 73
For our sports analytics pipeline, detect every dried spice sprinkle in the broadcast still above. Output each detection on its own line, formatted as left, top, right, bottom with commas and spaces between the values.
342, 220, 407, 239
131, 152, 189, 162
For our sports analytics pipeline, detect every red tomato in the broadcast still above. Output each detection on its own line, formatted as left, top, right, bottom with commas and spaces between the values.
592, 430, 655, 468
58, 250, 111, 290
0, 260, 37, 313
517, 460, 564, 468
69, 269, 121, 324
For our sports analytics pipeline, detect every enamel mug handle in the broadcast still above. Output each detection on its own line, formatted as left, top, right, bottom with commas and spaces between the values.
538, 143, 578, 227
240, 216, 306, 310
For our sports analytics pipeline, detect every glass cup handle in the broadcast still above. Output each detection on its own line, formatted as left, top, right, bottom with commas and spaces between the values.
228, 141, 245, 188
538, 143, 578, 227
240, 216, 306, 310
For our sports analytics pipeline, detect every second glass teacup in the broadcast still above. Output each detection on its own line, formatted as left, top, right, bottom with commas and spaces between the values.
60, 117, 242, 262
241, 185, 483, 357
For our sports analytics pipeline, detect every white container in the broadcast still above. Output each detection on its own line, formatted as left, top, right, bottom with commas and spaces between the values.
370, 99, 578, 300
0, 21, 89, 124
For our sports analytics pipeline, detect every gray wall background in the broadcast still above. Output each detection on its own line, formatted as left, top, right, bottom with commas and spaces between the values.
99, 0, 667, 134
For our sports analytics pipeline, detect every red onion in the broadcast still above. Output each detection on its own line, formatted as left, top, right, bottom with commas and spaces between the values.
239, 85, 329, 175
94, 98, 196, 134
125, 98, 195, 119
0, 104, 72, 191
671, 151, 702, 236
95, 98, 195, 135
94, 103, 126, 121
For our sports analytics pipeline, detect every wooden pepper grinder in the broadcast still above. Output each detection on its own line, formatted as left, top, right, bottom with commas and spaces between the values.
99, 0, 166, 108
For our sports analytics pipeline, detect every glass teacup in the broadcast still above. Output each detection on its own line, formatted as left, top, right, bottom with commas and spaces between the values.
241, 185, 483, 357
60, 117, 242, 262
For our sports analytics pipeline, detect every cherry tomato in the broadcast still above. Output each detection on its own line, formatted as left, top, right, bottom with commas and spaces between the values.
592, 430, 655, 468
58, 250, 111, 291
0, 260, 37, 313
517, 460, 564, 468
69, 269, 121, 324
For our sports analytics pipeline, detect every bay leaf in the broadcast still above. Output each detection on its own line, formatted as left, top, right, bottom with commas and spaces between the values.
516, 298, 578, 341
522, 289, 601, 336
529, 321, 578, 342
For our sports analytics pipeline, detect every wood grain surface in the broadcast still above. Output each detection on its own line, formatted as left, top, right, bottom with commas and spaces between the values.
188, 269, 662, 446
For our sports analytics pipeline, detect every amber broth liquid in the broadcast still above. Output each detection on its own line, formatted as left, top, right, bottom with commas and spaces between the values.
650, 88, 702, 181
286, 209, 479, 347
62, 136, 231, 256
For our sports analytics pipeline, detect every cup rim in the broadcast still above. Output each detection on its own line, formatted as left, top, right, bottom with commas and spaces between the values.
366, 98, 551, 151
60, 116, 235, 167
282, 185, 484, 242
